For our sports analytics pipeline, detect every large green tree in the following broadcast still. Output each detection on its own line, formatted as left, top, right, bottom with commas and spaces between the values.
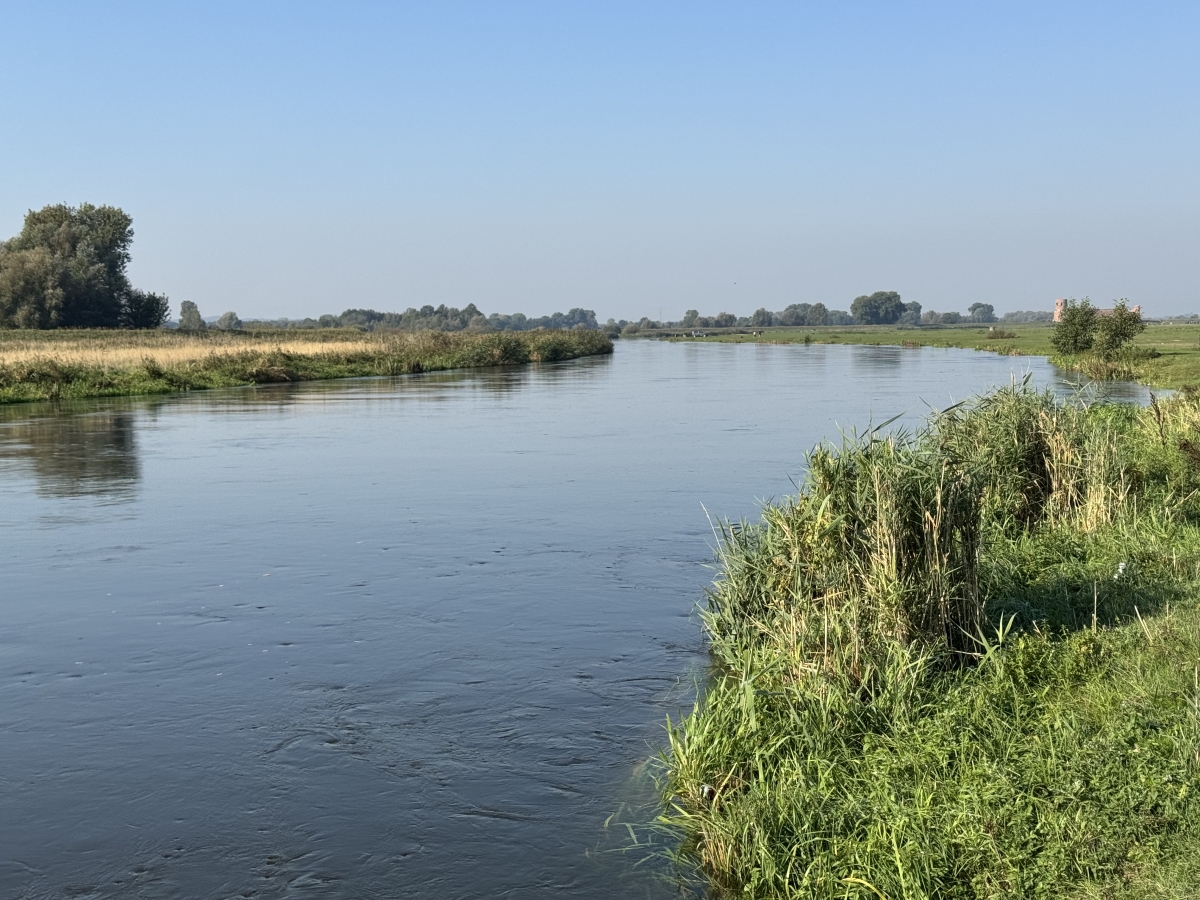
850, 291, 904, 325
0, 203, 169, 328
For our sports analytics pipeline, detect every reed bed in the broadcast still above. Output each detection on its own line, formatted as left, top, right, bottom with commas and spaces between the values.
0, 337, 380, 367
0, 328, 613, 402
661, 384, 1200, 899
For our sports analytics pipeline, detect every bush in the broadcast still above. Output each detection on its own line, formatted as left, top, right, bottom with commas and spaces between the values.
1050, 298, 1097, 354
1093, 300, 1145, 359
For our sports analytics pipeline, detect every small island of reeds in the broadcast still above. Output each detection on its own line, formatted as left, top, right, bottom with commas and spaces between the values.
0, 327, 613, 404
662, 384, 1200, 898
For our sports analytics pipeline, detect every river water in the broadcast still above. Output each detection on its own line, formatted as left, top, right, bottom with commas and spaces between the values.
0, 341, 1154, 899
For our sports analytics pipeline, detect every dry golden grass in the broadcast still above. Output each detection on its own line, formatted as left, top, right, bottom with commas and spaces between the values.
0, 339, 383, 367
0, 329, 392, 368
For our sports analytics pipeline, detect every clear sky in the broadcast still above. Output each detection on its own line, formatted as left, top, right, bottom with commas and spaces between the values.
2, 2, 1197, 321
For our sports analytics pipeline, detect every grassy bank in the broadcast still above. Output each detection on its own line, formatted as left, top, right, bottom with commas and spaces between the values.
661, 386, 1200, 898
663, 323, 1200, 390
0, 327, 613, 403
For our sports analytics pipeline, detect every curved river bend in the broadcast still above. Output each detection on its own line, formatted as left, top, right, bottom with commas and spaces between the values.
0, 341, 1152, 898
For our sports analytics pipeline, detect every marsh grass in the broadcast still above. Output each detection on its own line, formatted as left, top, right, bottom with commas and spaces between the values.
661, 385, 1200, 899
0, 328, 613, 402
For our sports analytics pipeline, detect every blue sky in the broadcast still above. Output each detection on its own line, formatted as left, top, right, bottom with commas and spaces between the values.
2, 2, 1196, 320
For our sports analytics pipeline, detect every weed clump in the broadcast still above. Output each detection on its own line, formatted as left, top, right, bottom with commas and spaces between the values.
662, 385, 1200, 899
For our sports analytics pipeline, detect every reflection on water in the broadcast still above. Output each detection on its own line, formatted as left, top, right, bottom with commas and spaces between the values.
849, 343, 907, 372
0, 343, 1156, 899
0, 357, 618, 502
1057, 370, 1172, 405
0, 408, 140, 500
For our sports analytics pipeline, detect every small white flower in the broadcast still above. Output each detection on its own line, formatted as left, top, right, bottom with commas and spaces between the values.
1114, 561, 1127, 581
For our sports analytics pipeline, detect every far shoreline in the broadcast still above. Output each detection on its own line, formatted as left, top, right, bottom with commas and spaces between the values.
652, 321, 1200, 391
0, 328, 614, 405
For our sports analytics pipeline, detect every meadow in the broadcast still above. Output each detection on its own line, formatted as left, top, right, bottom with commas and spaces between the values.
661, 385, 1200, 899
665, 323, 1200, 390
0, 327, 613, 403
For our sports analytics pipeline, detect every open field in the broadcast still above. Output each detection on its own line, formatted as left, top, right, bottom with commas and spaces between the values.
661, 386, 1200, 899
0, 328, 613, 403
662, 323, 1200, 390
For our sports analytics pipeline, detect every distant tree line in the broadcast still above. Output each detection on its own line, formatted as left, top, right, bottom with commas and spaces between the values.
231, 305, 600, 333
656, 293, 1033, 331
0, 204, 169, 328
999, 309, 1054, 323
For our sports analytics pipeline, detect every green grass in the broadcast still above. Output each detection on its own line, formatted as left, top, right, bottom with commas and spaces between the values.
662, 323, 1200, 391
0, 327, 613, 403
659, 386, 1200, 899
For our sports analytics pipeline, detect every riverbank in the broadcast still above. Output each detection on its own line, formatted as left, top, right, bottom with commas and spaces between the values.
661, 323, 1200, 390
0, 328, 613, 403
662, 386, 1200, 898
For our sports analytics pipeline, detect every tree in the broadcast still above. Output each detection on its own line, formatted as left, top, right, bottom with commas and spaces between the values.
751, 307, 774, 327
899, 301, 922, 325
1049, 299, 1097, 354
778, 303, 811, 326
1093, 300, 1144, 359
850, 291, 904, 325
124, 290, 170, 329
682, 309, 699, 327
806, 303, 828, 326
968, 302, 997, 323
0, 203, 167, 328
0, 245, 63, 328
215, 311, 242, 330
940, 311, 963, 324
178, 300, 206, 331
713, 312, 736, 328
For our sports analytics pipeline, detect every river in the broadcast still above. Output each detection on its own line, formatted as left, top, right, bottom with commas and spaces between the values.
0, 341, 1154, 899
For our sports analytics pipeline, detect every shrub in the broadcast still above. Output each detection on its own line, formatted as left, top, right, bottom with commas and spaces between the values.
1093, 299, 1145, 359
1050, 298, 1097, 354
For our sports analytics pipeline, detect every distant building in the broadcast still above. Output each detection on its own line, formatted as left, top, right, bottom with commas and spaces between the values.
1053, 298, 1140, 323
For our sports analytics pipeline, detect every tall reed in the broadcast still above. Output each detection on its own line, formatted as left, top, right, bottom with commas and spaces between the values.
662, 385, 1200, 899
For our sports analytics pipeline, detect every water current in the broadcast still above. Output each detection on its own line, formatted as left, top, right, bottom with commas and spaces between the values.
0, 341, 1156, 899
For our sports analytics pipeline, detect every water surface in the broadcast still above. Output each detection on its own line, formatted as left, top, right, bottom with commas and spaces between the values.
0, 341, 1154, 898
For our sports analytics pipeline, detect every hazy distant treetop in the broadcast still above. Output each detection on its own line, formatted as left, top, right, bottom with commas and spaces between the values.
178, 300, 206, 331
0, 203, 169, 329
967, 302, 997, 323
750, 307, 774, 327
850, 291, 904, 325
899, 301, 922, 325
215, 311, 242, 330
